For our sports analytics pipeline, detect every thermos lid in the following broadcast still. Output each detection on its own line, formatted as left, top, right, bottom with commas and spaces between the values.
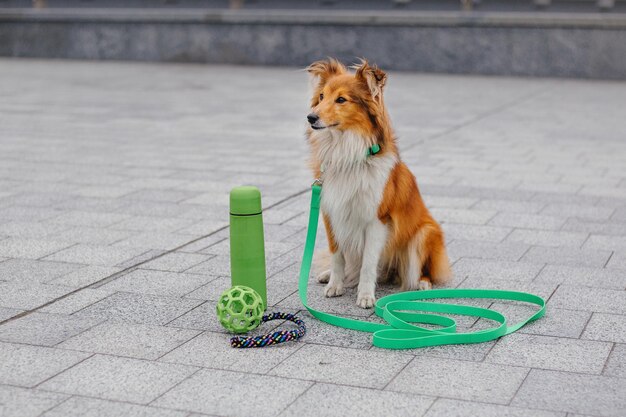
230, 186, 262, 215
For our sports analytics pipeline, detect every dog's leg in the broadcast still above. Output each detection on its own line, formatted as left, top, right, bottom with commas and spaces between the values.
324, 251, 346, 297
357, 220, 387, 308
343, 253, 362, 288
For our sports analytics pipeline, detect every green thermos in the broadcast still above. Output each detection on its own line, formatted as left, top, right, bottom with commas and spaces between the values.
229, 186, 267, 310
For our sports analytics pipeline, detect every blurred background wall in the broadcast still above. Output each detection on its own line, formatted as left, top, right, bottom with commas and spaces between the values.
1, 0, 625, 79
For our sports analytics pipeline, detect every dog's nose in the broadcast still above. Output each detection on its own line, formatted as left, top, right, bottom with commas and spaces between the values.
307, 113, 319, 125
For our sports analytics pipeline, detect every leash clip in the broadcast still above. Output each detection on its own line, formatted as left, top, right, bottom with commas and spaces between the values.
312, 178, 323, 187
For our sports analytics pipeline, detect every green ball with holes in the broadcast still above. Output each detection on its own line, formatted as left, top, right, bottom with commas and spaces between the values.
216, 285, 264, 334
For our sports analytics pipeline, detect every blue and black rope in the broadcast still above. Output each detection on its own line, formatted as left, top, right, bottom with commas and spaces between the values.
230, 312, 306, 348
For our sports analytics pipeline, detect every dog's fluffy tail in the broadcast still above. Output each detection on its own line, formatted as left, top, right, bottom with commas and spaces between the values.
313, 249, 331, 281
425, 228, 453, 285
313, 249, 360, 287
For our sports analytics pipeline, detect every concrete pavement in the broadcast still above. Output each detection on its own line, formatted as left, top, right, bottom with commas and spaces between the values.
0, 58, 625, 417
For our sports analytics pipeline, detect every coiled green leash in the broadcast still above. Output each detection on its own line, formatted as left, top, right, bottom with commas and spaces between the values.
299, 184, 546, 350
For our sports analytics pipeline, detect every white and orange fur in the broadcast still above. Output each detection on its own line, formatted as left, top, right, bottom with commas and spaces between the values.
305, 58, 452, 308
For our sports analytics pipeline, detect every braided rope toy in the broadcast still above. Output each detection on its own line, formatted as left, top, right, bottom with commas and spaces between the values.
230, 312, 306, 348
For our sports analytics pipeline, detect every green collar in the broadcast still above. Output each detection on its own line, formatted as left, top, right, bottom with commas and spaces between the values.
367, 144, 381, 156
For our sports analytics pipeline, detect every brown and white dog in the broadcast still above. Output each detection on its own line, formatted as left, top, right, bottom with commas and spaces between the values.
306, 58, 452, 308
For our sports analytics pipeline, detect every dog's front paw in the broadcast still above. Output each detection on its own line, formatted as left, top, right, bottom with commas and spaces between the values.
324, 282, 345, 297
418, 278, 432, 291
356, 292, 376, 309
317, 270, 331, 284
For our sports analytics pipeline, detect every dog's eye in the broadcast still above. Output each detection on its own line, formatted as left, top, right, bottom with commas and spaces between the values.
336, 97, 347, 104
319, 93, 324, 101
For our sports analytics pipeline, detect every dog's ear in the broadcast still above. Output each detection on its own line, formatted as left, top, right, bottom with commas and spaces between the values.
306, 58, 346, 88
353, 59, 387, 100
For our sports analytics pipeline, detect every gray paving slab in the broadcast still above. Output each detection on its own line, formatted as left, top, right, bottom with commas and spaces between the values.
424, 398, 566, 417
506, 229, 589, 248
441, 223, 512, 242
182, 276, 231, 301
458, 276, 558, 301
50, 211, 132, 228
269, 343, 412, 389
0, 222, 70, 239
47, 265, 122, 288
99, 269, 212, 298
111, 216, 197, 233
0, 307, 23, 321
42, 396, 189, 417
0, 259, 83, 284
178, 233, 228, 254
534, 264, 626, 290
165, 301, 229, 333
49, 226, 135, 246
603, 344, 626, 378
0, 207, 64, 223
386, 356, 529, 404
521, 246, 612, 268
115, 249, 167, 269
549, 286, 626, 314
0, 238, 73, 259
1, 59, 625, 417
266, 251, 303, 277
582, 313, 626, 344
113, 199, 191, 218
153, 368, 312, 417
430, 207, 497, 225
262, 208, 305, 225
58, 321, 201, 360
73, 292, 204, 325
39, 354, 198, 404
279, 383, 434, 417
292, 310, 375, 350
585, 235, 626, 252
39, 288, 116, 315
122, 189, 197, 204
516, 306, 591, 338
562, 218, 626, 236
0, 281, 74, 310
52, 196, 131, 213
611, 207, 626, 222
275, 285, 375, 318
486, 333, 612, 374
265, 267, 304, 306
0, 385, 69, 417
112, 231, 198, 251
512, 369, 626, 417
160, 330, 302, 373
394, 338, 497, 362
184, 255, 232, 276
0, 341, 91, 387
0, 312, 102, 346
174, 219, 229, 236
541, 203, 615, 221
43, 244, 150, 267
472, 199, 546, 214
139, 252, 211, 272
0, 192, 69, 208
453, 258, 543, 282
447, 240, 530, 262
488, 213, 566, 230
606, 251, 626, 270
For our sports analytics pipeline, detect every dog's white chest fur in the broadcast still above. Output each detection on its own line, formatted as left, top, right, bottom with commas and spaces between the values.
315, 130, 396, 256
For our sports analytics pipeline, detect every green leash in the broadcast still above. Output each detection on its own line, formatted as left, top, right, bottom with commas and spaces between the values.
298, 184, 546, 349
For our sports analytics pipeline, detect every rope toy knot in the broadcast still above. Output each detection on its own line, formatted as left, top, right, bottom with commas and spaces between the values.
230, 312, 306, 348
